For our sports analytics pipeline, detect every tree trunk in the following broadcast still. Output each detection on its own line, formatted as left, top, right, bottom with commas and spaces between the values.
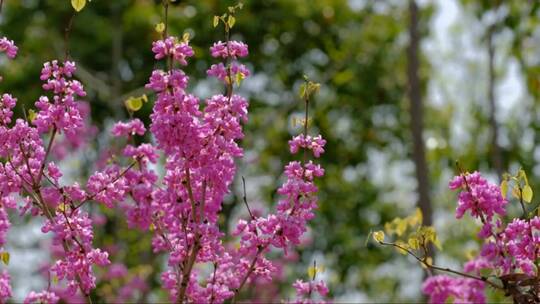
407, 0, 433, 231
487, 26, 503, 178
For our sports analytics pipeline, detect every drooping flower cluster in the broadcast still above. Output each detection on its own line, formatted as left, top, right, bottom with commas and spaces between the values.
289, 134, 327, 158
293, 279, 329, 303
421, 171, 540, 303
24, 290, 60, 304
448, 171, 507, 220
422, 275, 485, 304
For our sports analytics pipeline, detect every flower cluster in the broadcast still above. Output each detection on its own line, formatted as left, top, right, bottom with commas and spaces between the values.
419, 171, 540, 303
289, 134, 327, 158
0, 38, 18, 302
34, 61, 86, 136
0, 52, 116, 300
0, 37, 17, 59
24, 290, 60, 304
293, 279, 329, 303
422, 275, 485, 304
0, 12, 328, 304
449, 171, 507, 220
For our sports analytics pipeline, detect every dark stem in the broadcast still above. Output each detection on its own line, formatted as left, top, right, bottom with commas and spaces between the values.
241, 176, 254, 220
64, 12, 76, 61
163, 0, 169, 37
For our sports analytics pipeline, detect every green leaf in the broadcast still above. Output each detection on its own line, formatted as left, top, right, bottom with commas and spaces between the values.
299, 83, 307, 99
523, 185, 533, 203
71, 0, 86, 12
213, 16, 220, 28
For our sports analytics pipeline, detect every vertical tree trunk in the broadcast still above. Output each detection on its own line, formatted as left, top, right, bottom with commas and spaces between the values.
487, 26, 503, 178
407, 0, 433, 231
111, 4, 123, 118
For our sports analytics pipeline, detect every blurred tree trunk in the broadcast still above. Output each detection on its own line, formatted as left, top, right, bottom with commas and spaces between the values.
407, 0, 433, 232
487, 25, 503, 178
111, 3, 123, 118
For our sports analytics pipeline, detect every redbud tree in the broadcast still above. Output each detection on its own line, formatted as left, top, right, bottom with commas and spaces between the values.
0, 1, 328, 303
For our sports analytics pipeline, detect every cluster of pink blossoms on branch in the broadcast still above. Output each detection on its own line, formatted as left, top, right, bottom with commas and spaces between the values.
0, 9, 328, 303
0, 34, 114, 302
422, 171, 540, 303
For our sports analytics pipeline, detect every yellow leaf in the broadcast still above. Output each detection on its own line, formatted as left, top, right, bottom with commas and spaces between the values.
125, 97, 143, 112
395, 219, 407, 236
235, 72, 245, 85
57, 203, 66, 213
0, 252, 9, 265
28, 109, 37, 122
307, 266, 316, 278
501, 180, 508, 198
227, 15, 236, 29
155, 22, 165, 34
409, 208, 423, 227
523, 185, 534, 203
71, 0, 86, 12
408, 236, 420, 250
213, 16, 220, 28
307, 264, 325, 278
182, 32, 190, 43
512, 186, 521, 199
373, 230, 384, 243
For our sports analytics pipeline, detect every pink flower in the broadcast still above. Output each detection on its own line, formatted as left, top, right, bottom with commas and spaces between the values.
0, 94, 16, 125
0, 270, 11, 302
152, 37, 194, 65
24, 290, 59, 304
207, 63, 250, 83
422, 275, 485, 304
289, 134, 326, 158
111, 119, 146, 137
210, 41, 249, 59
449, 171, 507, 220
0, 37, 17, 59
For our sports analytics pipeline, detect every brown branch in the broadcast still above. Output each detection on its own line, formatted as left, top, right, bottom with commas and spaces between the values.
378, 241, 503, 290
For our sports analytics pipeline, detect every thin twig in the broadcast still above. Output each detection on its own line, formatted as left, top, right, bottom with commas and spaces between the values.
241, 176, 254, 220
379, 241, 503, 290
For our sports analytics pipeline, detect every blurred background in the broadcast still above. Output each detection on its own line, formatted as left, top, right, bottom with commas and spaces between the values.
0, 0, 539, 302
